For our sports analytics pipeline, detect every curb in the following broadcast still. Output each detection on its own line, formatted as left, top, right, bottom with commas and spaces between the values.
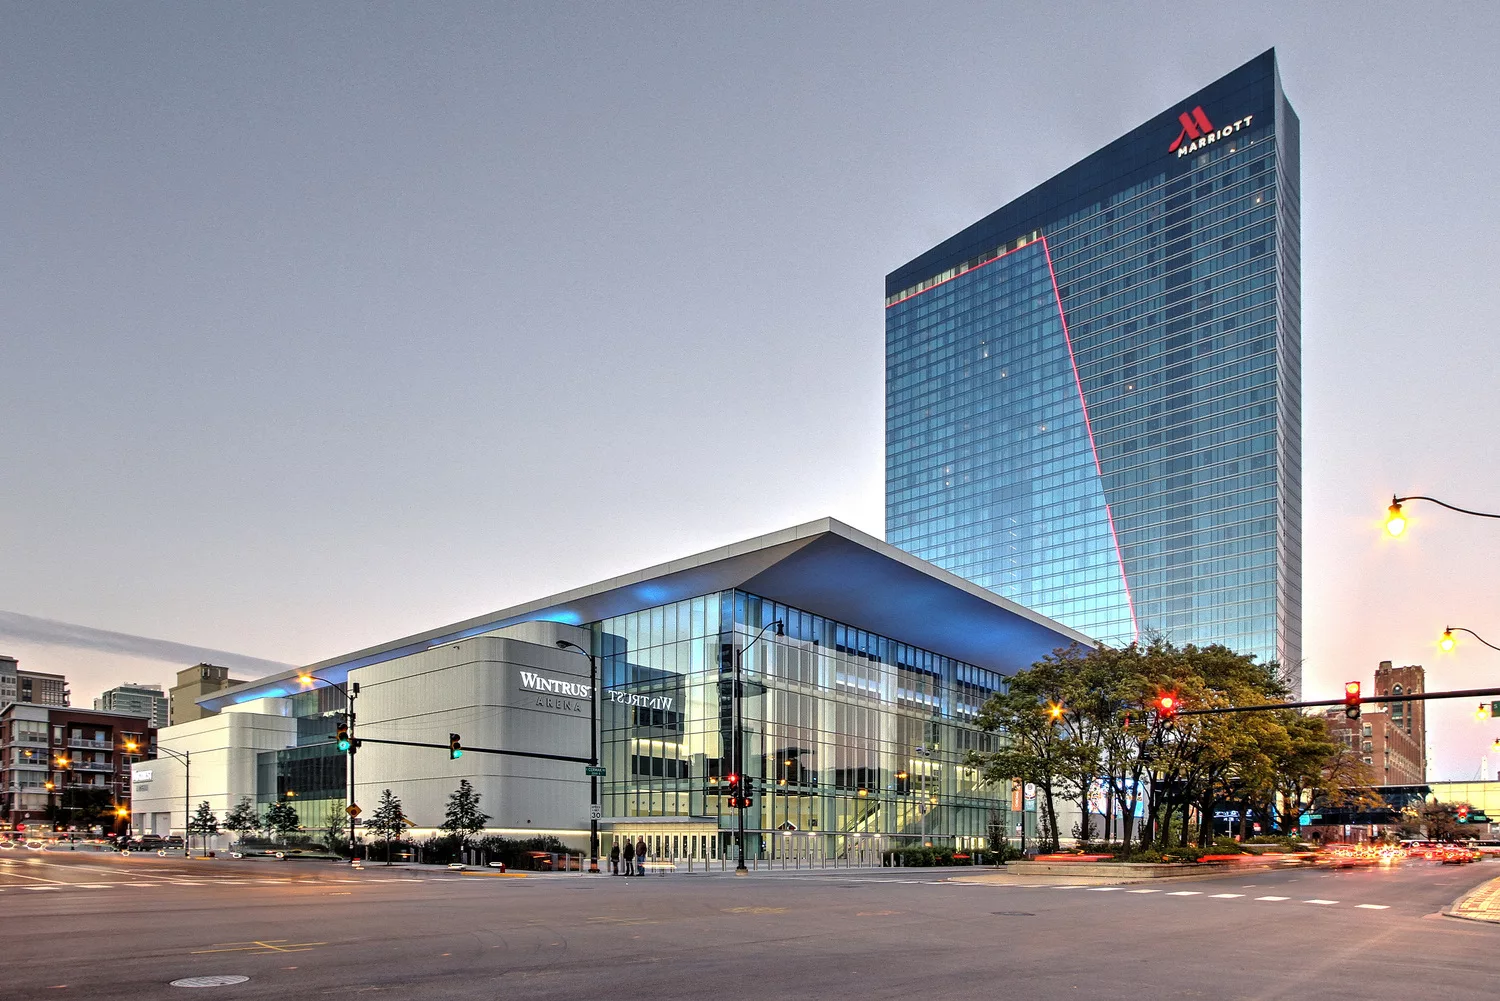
1443, 875, 1500, 925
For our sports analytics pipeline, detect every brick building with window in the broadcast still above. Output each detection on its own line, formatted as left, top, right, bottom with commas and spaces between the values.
1, 705, 156, 834
1322, 662, 1426, 788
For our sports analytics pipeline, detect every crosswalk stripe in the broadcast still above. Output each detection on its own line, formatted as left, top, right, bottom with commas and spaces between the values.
1255, 896, 1289, 901
1209, 893, 1243, 898
1125, 889, 1159, 894
1304, 899, 1338, 905
1166, 891, 1200, 896
1355, 904, 1389, 910
1086, 887, 1122, 892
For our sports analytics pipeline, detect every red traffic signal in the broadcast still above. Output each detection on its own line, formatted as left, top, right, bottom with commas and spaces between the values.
1154, 693, 1179, 719
1344, 681, 1362, 720
1458, 805, 1470, 822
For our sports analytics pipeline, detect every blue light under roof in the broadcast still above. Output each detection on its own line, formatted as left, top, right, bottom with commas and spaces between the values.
199, 518, 1093, 712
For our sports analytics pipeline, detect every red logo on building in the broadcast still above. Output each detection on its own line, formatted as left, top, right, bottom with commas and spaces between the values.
1168, 106, 1214, 153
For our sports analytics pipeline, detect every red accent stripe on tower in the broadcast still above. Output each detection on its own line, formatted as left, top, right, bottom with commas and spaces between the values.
1039, 234, 1140, 641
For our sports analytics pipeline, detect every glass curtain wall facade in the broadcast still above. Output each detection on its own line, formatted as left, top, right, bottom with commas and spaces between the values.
254, 685, 348, 839
886, 50, 1301, 691
593, 592, 1024, 859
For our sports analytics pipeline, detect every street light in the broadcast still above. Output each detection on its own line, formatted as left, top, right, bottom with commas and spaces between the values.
1442, 627, 1500, 654
297, 673, 359, 858
1385, 494, 1500, 537
555, 639, 602, 874
732, 619, 784, 873
153, 745, 191, 857
913, 745, 936, 847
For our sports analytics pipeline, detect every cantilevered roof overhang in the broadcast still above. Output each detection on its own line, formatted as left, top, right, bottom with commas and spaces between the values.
202, 518, 1094, 710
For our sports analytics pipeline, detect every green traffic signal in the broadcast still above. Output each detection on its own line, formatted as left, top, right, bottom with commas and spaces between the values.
336, 720, 351, 753
449, 733, 463, 759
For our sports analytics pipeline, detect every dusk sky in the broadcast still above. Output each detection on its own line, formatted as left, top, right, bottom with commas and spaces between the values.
3, 3, 1498, 780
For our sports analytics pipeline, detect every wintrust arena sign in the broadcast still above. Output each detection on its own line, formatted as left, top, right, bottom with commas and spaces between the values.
1169, 105, 1253, 157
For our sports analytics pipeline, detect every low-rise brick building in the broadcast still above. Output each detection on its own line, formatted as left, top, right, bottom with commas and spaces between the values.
1, 705, 156, 834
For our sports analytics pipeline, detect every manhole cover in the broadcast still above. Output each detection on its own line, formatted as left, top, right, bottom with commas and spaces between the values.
170, 975, 250, 987
992, 911, 1035, 917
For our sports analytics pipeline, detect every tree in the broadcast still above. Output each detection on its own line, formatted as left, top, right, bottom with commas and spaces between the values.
1420, 800, 1469, 842
440, 779, 490, 850
223, 797, 259, 844
368, 789, 407, 865
263, 800, 300, 842
322, 799, 348, 849
188, 801, 218, 855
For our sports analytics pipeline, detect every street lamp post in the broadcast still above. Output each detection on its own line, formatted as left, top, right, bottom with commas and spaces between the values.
1441, 627, 1500, 653
1385, 494, 1500, 536
733, 619, 784, 874
297, 674, 360, 859
913, 745, 934, 846
154, 745, 191, 857
555, 639, 602, 874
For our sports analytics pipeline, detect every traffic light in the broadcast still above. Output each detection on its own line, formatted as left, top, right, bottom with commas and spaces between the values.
1155, 693, 1179, 720
1457, 805, 1470, 823
449, 733, 463, 759
726, 772, 752, 808
1344, 681, 1362, 720
334, 719, 352, 752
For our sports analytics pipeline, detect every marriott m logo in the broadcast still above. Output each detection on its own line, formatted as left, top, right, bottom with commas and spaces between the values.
1168, 106, 1214, 153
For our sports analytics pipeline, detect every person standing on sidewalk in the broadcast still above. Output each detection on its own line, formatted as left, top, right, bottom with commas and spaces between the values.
609, 841, 621, 875
635, 836, 649, 876
621, 839, 634, 877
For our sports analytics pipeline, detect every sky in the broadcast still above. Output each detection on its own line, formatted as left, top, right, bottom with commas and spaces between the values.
2, 2, 1498, 780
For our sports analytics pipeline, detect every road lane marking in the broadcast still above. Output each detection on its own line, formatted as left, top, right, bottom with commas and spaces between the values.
1125, 889, 1159, 893
1086, 887, 1122, 891
1166, 891, 1201, 896
1255, 896, 1289, 901
1355, 904, 1390, 910
1304, 899, 1339, 905
1209, 893, 1243, 898
191, 940, 326, 956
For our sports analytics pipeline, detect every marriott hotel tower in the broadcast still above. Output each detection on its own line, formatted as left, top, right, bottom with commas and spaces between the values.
886, 50, 1301, 691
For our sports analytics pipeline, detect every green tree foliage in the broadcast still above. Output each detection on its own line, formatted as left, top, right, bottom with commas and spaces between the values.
263, 800, 300, 841
440, 779, 490, 849
368, 789, 407, 865
322, 799, 348, 848
223, 797, 259, 842
971, 638, 1376, 852
189, 801, 218, 836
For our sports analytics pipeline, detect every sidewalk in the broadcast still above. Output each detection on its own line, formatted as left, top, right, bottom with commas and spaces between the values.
1447, 875, 1500, 924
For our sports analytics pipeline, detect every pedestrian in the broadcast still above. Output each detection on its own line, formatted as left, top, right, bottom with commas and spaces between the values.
635, 836, 649, 876
622, 838, 634, 876
609, 841, 621, 875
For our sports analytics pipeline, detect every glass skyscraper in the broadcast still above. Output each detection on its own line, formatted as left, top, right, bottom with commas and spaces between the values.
886, 50, 1301, 691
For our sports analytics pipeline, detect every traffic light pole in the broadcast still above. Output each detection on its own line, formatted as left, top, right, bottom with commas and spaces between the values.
734, 620, 784, 874
346, 736, 592, 763
1173, 685, 1500, 716
346, 685, 357, 859
555, 640, 601, 874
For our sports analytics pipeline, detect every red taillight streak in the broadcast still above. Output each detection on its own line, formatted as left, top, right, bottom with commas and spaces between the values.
1039, 234, 1139, 640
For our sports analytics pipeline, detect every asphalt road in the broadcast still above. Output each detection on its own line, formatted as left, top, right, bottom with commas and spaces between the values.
3, 849, 1496, 1000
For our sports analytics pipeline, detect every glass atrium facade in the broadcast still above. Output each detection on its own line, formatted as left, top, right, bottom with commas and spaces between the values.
887, 50, 1301, 692
593, 591, 1023, 859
